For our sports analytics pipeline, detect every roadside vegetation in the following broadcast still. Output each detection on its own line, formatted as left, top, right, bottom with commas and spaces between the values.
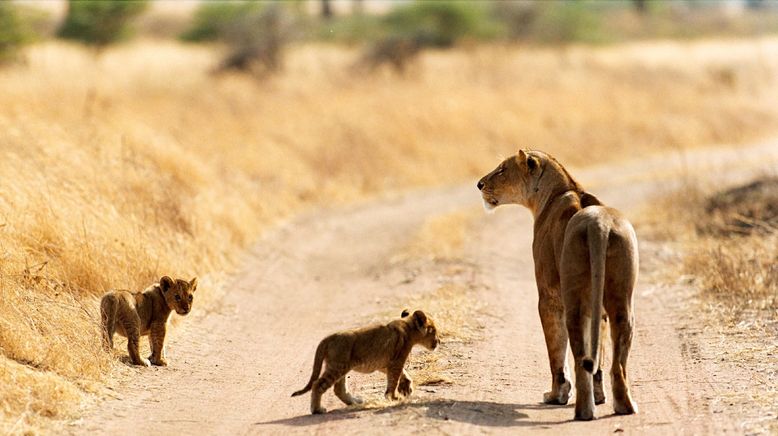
640, 175, 777, 433
2, 0, 778, 432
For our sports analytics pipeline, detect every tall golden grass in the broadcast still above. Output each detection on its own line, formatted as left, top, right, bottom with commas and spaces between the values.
2, 37, 778, 431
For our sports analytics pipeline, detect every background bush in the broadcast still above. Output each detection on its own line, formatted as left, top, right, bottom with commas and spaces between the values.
182, 1, 299, 76
0, 3, 34, 64
383, 1, 500, 48
57, 0, 148, 47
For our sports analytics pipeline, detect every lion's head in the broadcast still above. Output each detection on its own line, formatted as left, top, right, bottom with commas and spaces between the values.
478, 149, 586, 213
401, 309, 439, 351
160, 276, 198, 315
477, 149, 544, 211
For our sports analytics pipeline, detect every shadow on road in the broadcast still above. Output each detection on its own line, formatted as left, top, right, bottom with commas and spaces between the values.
256, 398, 574, 428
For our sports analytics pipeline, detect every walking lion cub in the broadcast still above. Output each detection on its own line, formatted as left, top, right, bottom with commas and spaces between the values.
100, 276, 197, 367
292, 309, 439, 414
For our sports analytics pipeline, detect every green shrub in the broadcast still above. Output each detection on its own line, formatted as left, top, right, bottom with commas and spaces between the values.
530, 1, 607, 44
384, 1, 501, 48
186, 2, 299, 76
180, 1, 264, 42
57, 0, 148, 47
0, 3, 33, 64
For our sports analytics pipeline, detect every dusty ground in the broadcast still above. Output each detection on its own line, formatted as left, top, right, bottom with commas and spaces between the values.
71, 142, 778, 435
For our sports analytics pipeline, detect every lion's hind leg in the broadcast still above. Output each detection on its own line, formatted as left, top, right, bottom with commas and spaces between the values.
593, 315, 608, 405
565, 297, 596, 421
334, 375, 363, 406
100, 294, 117, 350
311, 366, 348, 414
608, 307, 637, 415
605, 241, 638, 416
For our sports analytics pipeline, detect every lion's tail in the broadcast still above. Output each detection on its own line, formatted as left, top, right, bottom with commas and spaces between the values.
582, 222, 609, 374
291, 338, 328, 397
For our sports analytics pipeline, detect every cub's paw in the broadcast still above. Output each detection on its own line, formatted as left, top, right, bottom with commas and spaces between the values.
136, 358, 152, 367
385, 391, 399, 401
350, 396, 364, 405
398, 378, 414, 397
149, 356, 168, 367
311, 406, 327, 415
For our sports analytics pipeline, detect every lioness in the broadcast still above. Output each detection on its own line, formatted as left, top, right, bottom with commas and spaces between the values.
478, 149, 638, 420
100, 276, 197, 367
292, 309, 439, 415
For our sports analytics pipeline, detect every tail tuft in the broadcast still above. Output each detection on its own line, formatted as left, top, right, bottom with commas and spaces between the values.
291, 390, 305, 397
582, 358, 595, 373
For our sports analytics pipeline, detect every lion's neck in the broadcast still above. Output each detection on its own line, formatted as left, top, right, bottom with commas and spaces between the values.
527, 170, 581, 220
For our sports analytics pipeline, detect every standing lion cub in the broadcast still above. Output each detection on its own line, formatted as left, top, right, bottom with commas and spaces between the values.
100, 276, 197, 367
292, 309, 439, 414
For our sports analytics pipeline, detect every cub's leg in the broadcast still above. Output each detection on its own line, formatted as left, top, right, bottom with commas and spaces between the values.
334, 376, 363, 406
148, 321, 168, 366
122, 314, 150, 367
397, 369, 414, 397
311, 366, 347, 414
100, 295, 117, 350
385, 364, 404, 401
538, 287, 571, 405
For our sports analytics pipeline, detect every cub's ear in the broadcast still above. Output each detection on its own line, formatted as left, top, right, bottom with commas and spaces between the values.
401, 309, 410, 318
412, 310, 427, 330
190, 277, 198, 292
518, 149, 527, 160
160, 276, 174, 293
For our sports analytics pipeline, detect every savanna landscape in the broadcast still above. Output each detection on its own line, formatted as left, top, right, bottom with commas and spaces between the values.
0, 1, 777, 434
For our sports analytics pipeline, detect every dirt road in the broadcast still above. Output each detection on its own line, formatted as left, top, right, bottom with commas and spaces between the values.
75, 143, 778, 435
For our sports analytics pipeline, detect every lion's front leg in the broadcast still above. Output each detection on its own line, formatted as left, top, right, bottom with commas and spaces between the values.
538, 291, 571, 405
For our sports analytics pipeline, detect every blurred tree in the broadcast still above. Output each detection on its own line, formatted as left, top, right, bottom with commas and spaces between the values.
352, 0, 364, 16
384, 1, 499, 48
0, 3, 32, 64
57, 0, 148, 47
322, 0, 333, 19
186, 2, 298, 77
633, 0, 647, 14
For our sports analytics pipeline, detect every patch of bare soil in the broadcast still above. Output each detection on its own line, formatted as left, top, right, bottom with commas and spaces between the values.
73, 143, 778, 435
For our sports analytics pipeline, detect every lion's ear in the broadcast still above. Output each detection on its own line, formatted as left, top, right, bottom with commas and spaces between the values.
412, 310, 427, 330
527, 155, 539, 173
401, 309, 410, 318
518, 149, 527, 160
160, 276, 174, 293
190, 277, 198, 292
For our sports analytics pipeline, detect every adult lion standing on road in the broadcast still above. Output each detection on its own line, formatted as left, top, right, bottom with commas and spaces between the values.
477, 149, 638, 421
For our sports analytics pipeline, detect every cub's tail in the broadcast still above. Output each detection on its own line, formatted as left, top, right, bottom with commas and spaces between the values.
291, 338, 328, 397
582, 222, 608, 374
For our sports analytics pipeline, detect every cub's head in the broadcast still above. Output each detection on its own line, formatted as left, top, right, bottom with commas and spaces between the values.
401, 309, 439, 351
477, 149, 543, 212
160, 276, 198, 315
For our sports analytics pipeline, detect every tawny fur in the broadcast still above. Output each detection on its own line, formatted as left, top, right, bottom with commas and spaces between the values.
478, 149, 638, 421
100, 276, 197, 367
292, 310, 439, 415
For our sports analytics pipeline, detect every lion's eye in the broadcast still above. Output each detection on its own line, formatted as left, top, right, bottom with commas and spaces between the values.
175, 295, 181, 301
188, 295, 193, 302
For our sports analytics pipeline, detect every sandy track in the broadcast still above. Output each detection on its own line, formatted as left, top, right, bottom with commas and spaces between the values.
75, 143, 778, 435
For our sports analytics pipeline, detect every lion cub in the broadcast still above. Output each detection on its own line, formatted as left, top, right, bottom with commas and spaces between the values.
100, 276, 197, 367
292, 309, 439, 414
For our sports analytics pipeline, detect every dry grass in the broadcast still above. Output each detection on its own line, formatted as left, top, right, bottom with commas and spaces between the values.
640, 177, 777, 433
383, 209, 485, 387
2, 37, 778, 430
394, 208, 480, 262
